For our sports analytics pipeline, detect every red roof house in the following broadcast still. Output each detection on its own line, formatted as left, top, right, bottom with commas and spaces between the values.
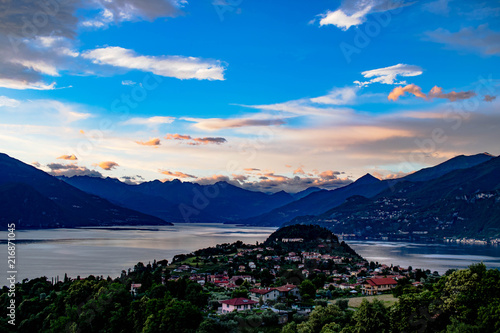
219, 298, 258, 313
362, 277, 398, 295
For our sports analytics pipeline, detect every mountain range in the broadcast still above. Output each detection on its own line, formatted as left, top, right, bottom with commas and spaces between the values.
238, 153, 495, 227
0, 153, 168, 228
1, 151, 498, 239
285, 154, 500, 239
60, 176, 296, 223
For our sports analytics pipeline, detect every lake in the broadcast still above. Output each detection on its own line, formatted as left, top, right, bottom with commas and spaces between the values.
1, 224, 499, 284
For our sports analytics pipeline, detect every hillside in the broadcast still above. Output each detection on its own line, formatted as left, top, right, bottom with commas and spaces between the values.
287, 156, 500, 240
239, 153, 495, 227
263, 224, 361, 257
0, 153, 170, 229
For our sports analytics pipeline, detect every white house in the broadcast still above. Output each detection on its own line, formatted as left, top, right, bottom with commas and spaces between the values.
249, 287, 280, 302
130, 283, 142, 296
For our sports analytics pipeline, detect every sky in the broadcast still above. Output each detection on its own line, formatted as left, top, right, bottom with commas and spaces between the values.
0, 0, 499, 193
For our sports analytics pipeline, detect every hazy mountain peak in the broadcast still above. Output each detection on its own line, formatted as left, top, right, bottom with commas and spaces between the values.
353, 173, 380, 185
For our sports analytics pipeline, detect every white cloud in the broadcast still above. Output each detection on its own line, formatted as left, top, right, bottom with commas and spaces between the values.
0, 0, 185, 91
82, 46, 226, 80
310, 87, 358, 105
44, 101, 93, 123
354, 64, 423, 86
315, 0, 414, 30
0, 96, 21, 108
122, 116, 176, 126
10, 59, 60, 77
239, 86, 358, 121
319, 5, 372, 30
0, 79, 56, 90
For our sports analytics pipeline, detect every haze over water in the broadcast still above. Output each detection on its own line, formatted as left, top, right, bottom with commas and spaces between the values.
1, 224, 499, 284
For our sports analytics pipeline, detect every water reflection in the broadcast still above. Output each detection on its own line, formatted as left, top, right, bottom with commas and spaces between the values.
1, 224, 499, 283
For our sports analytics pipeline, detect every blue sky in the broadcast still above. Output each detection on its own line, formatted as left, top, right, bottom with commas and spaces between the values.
0, 0, 499, 192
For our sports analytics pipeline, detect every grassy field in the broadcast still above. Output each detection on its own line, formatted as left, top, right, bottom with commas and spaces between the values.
333, 294, 397, 308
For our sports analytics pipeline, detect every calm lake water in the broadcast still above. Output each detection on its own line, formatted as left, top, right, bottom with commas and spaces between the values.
1, 224, 499, 284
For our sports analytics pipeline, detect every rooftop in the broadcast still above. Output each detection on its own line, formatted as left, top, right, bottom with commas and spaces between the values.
220, 298, 258, 306
365, 278, 398, 286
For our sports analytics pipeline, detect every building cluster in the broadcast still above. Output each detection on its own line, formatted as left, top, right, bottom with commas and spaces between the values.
158, 245, 425, 314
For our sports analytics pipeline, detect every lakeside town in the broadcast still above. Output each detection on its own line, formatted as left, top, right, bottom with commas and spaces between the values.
136, 225, 438, 316
4, 224, 499, 332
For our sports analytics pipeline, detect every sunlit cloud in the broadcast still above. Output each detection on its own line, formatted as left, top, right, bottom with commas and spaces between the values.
135, 138, 161, 146
95, 161, 119, 170
57, 154, 78, 161
192, 137, 227, 145
165, 133, 192, 140
47, 163, 103, 177
194, 168, 353, 193
318, 170, 342, 179
195, 174, 230, 185
388, 84, 476, 101
160, 170, 197, 179
371, 170, 411, 180
164, 133, 227, 145
121, 116, 175, 126
388, 84, 427, 101
183, 117, 286, 131
428, 86, 476, 102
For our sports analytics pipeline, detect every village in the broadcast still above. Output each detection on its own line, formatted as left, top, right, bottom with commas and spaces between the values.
130, 230, 436, 320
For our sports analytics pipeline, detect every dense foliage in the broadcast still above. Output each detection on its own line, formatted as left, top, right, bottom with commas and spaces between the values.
281, 263, 500, 333
1, 261, 498, 333
264, 224, 360, 257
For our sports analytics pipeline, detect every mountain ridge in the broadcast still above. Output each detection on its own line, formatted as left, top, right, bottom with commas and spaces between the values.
237, 153, 496, 227
0, 153, 171, 229
286, 156, 500, 240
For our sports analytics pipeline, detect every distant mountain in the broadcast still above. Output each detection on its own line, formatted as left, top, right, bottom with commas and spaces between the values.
239, 153, 496, 227
403, 153, 494, 182
61, 176, 295, 223
291, 187, 322, 200
287, 156, 500, 240
238, 173, 389, 227
0, 153, 170, 229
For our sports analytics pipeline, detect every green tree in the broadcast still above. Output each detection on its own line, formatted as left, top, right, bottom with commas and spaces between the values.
231, 288, 249, 299
186, 282, 208, 308
300, 280, 317, 300
282, 321, 297, 333
351, 299, 388, 333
